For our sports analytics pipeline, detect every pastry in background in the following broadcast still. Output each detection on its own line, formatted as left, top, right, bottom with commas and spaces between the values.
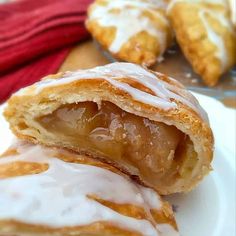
167, 0, 236, 86
0, 141, 179, 236
86, 0, 173, 66
4, 62, 214, 195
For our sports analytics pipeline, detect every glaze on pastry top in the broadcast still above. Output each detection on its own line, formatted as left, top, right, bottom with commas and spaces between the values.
167, 0, 235, 72
228, 0, 236, 25
0, 142, 178, 236
15, 62, 208, 121
87, 0, 171, 59
5, 63, 213, 195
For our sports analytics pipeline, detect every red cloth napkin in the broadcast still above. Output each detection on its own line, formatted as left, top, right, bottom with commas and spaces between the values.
0, 0, 92, 103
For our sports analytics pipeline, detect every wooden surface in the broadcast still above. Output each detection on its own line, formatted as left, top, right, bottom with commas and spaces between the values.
59, 40, 236, 108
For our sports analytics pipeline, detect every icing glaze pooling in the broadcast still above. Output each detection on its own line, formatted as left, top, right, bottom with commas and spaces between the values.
88, 0, 169, 55
0, 143, 179, 236
15, 62, 208, 121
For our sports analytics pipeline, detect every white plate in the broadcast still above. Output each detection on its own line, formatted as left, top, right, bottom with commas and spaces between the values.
0, 93, 235, 236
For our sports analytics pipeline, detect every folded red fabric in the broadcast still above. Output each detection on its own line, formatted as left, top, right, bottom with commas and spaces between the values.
0, 22, 88, 73
0, 0, 92, 103
0, 48, 70, 103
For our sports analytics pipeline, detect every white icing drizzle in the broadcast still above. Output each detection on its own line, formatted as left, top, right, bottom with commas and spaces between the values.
88, 0, 170, 55
167, 0, 227, 12
167, 0, 234, 72
0, 143, 179, 236
228, 0, 236, 25
14, 62, 208, 121
199, 10, 228, 71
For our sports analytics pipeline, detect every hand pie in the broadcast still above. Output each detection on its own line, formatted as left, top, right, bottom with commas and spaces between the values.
0, 141, 178, 236
4, 62, 214, 195
167, 0, 236, 86
86, 0, 173, 66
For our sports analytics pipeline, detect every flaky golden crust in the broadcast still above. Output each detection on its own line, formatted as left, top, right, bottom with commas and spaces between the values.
0, 144, 178, 235
4, 63, 214, 195
0, 220, 143, 236
168, 2, 236, 86
86, 0, 173, 66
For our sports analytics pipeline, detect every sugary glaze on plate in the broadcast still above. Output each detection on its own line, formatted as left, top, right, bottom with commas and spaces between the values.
0, 141, 178, 236
4, 62, 214, 195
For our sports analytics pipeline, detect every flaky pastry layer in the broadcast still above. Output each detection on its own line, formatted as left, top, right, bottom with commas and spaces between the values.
4, 62, 214, 195
0, 142, 178, 236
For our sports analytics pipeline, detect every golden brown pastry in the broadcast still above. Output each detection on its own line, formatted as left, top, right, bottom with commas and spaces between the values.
0, 141, 178, 236
167, 0, 236, 86
86, 0, 173, 66
4, 62, 214, 195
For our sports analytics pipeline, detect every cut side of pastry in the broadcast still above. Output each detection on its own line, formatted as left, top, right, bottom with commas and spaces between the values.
0, 141, 179, 236
167, 0, 236, 86
86, 0, 173, 66
4, 62, 214, 195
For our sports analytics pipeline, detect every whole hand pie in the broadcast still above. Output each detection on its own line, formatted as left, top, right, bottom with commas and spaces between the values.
0, 141, 178, 236
86, 0, 173, 66
167, 0, 236, 86
4, 62, 214, 195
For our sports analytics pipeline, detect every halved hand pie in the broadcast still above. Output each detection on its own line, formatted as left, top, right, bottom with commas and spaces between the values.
0, 141, 178, 236
4, 62, 214, 194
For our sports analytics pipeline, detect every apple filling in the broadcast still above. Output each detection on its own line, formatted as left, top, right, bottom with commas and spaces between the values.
37, 101, 197, 188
